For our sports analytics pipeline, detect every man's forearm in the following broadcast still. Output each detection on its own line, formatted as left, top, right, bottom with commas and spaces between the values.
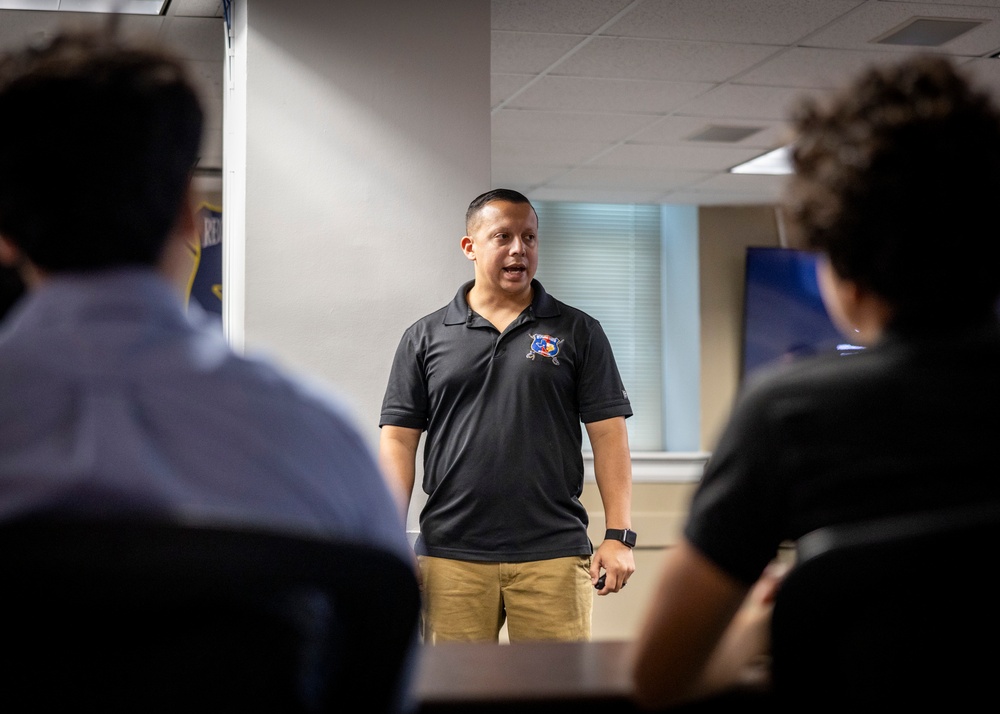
378, 425, 421, 518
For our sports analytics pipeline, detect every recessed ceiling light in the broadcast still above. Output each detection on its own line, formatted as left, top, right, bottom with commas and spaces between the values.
730, 146, 792, 175
0, 0, 168, 14
687, 125, 764, 143
874, 17, 982, 47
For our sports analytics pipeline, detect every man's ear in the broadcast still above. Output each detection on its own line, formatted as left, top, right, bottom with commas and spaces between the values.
0, 235, 42, 288
0, 234, 22, 267
460, 235, 476, 262
159, 182, 200, 295
168, 181, 197, 245
817, 257, 893, 346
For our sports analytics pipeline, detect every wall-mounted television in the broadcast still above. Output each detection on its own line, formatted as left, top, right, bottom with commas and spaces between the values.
741, 246, 864, 382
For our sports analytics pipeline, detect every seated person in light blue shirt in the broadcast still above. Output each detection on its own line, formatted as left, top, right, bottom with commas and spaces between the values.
0, 28, 411, 564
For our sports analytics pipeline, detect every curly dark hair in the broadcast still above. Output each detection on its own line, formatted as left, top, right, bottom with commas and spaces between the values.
782, 54, 1000, 325
0, 28, 204, 271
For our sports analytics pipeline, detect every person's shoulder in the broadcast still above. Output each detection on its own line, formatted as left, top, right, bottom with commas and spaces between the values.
737, 349, 864, 402
389, 304, 453, 351
533, 283, 598, 324
222, 346, 362, 428
405, 302, 451, 329
400, 282, 471, 332
552, 298, 594, 320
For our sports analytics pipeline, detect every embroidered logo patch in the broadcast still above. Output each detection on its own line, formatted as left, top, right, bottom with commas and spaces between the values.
527, 334, 562, 365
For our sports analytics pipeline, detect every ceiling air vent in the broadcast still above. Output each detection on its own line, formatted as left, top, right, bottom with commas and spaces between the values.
686, 125, 763, 143
874, 17, 982, 46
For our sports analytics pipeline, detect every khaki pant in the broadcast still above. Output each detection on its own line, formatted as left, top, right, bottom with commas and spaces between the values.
418, 555, 593, 643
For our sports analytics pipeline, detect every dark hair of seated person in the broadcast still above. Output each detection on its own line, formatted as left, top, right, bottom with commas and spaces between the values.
782, 54, 1000, 330
0, 264, 25, 320
0, 27, 204, 272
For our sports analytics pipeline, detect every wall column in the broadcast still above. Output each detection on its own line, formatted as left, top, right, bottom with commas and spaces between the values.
225, 0, 491, 445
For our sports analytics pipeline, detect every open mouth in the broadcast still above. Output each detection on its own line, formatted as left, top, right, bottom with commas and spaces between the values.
503, 265, 525, 275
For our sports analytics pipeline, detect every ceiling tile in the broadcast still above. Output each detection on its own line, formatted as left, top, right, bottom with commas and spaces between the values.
492, 30, 584, 74
169, 0, 224, 17
503, 75, 714, 113
3, 1, 990, 208
493, 139, 611, 165
593, 143, 766, 172
528, 186, 672, 204
629, 116, 790, 148
804, 1, 1000, 56
734, 46, 907, 89
492, 108, 657, 142
663, 190, 775, 206
491, 0, 633, 34
548, 164, 713, 191
673, 84, 811, 121
605, 0, 867, 45
492, 164, 570, 189
691, 172, 791, 193
492, 73, 534, 106
553, 36, 783, 82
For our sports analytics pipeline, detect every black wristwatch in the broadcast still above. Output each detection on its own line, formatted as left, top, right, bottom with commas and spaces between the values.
605, 528, 637, 548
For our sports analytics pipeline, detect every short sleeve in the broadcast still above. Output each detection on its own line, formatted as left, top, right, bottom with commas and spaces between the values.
379, 328, 429, 430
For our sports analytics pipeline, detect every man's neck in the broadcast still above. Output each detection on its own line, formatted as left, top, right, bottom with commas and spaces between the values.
467, 282, 533, 332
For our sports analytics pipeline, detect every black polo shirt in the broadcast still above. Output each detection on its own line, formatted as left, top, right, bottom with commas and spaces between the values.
380, 280, 632, 562
686, 318, 1000, 586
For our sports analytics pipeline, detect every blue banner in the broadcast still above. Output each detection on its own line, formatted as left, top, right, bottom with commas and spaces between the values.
187, 202, 223, 321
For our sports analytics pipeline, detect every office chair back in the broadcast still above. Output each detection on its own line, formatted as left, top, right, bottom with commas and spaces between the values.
770, 502, 1000, 710
0, 517, 421, 713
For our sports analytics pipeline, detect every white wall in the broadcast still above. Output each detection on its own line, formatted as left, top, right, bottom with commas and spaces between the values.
228, 0, 490, 450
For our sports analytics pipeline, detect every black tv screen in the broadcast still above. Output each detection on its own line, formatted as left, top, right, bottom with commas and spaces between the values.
741, 246, 863, 381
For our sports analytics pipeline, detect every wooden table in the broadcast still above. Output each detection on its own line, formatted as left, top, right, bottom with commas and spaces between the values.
412, 639, 771, 713
413, 639, 638, 713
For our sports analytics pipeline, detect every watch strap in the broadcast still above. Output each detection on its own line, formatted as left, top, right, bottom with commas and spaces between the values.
605, 528, 637, 548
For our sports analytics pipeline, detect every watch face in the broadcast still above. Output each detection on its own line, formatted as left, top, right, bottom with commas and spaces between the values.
624, 530, 637, 547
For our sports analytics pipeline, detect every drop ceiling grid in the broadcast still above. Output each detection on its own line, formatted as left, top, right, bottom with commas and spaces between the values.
804, 1, 1000, 54
0, 2, 996, 205
490, 0, 1000, 204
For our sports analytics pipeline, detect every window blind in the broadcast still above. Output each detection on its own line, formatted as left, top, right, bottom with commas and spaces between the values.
534, 202, 663, 451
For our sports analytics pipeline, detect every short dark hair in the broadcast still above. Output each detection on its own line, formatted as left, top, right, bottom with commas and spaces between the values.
465, 188, 536, 233
0, 263, 25, 320
0, 28, 204, 271
782, 54, 1000, 324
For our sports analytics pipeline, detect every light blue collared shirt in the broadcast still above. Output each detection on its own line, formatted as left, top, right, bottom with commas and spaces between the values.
0, 268, 410, 561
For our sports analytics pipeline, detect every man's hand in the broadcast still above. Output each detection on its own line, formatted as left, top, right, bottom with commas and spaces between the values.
591, 538, 636, 595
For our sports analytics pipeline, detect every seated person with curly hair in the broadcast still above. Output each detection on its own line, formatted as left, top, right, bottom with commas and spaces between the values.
629, 53, 1000, 709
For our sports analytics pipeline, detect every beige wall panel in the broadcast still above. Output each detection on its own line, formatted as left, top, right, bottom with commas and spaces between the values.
698, 205, 781, 451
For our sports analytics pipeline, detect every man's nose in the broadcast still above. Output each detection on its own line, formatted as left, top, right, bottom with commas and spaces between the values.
509, 236, 526, 254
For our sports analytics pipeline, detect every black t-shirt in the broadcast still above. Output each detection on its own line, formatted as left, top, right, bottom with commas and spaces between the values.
380, 280, 632, 561
686, 319, 1000, 585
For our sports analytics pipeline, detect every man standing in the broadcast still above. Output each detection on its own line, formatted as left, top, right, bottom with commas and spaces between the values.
380, 188, 635, 642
